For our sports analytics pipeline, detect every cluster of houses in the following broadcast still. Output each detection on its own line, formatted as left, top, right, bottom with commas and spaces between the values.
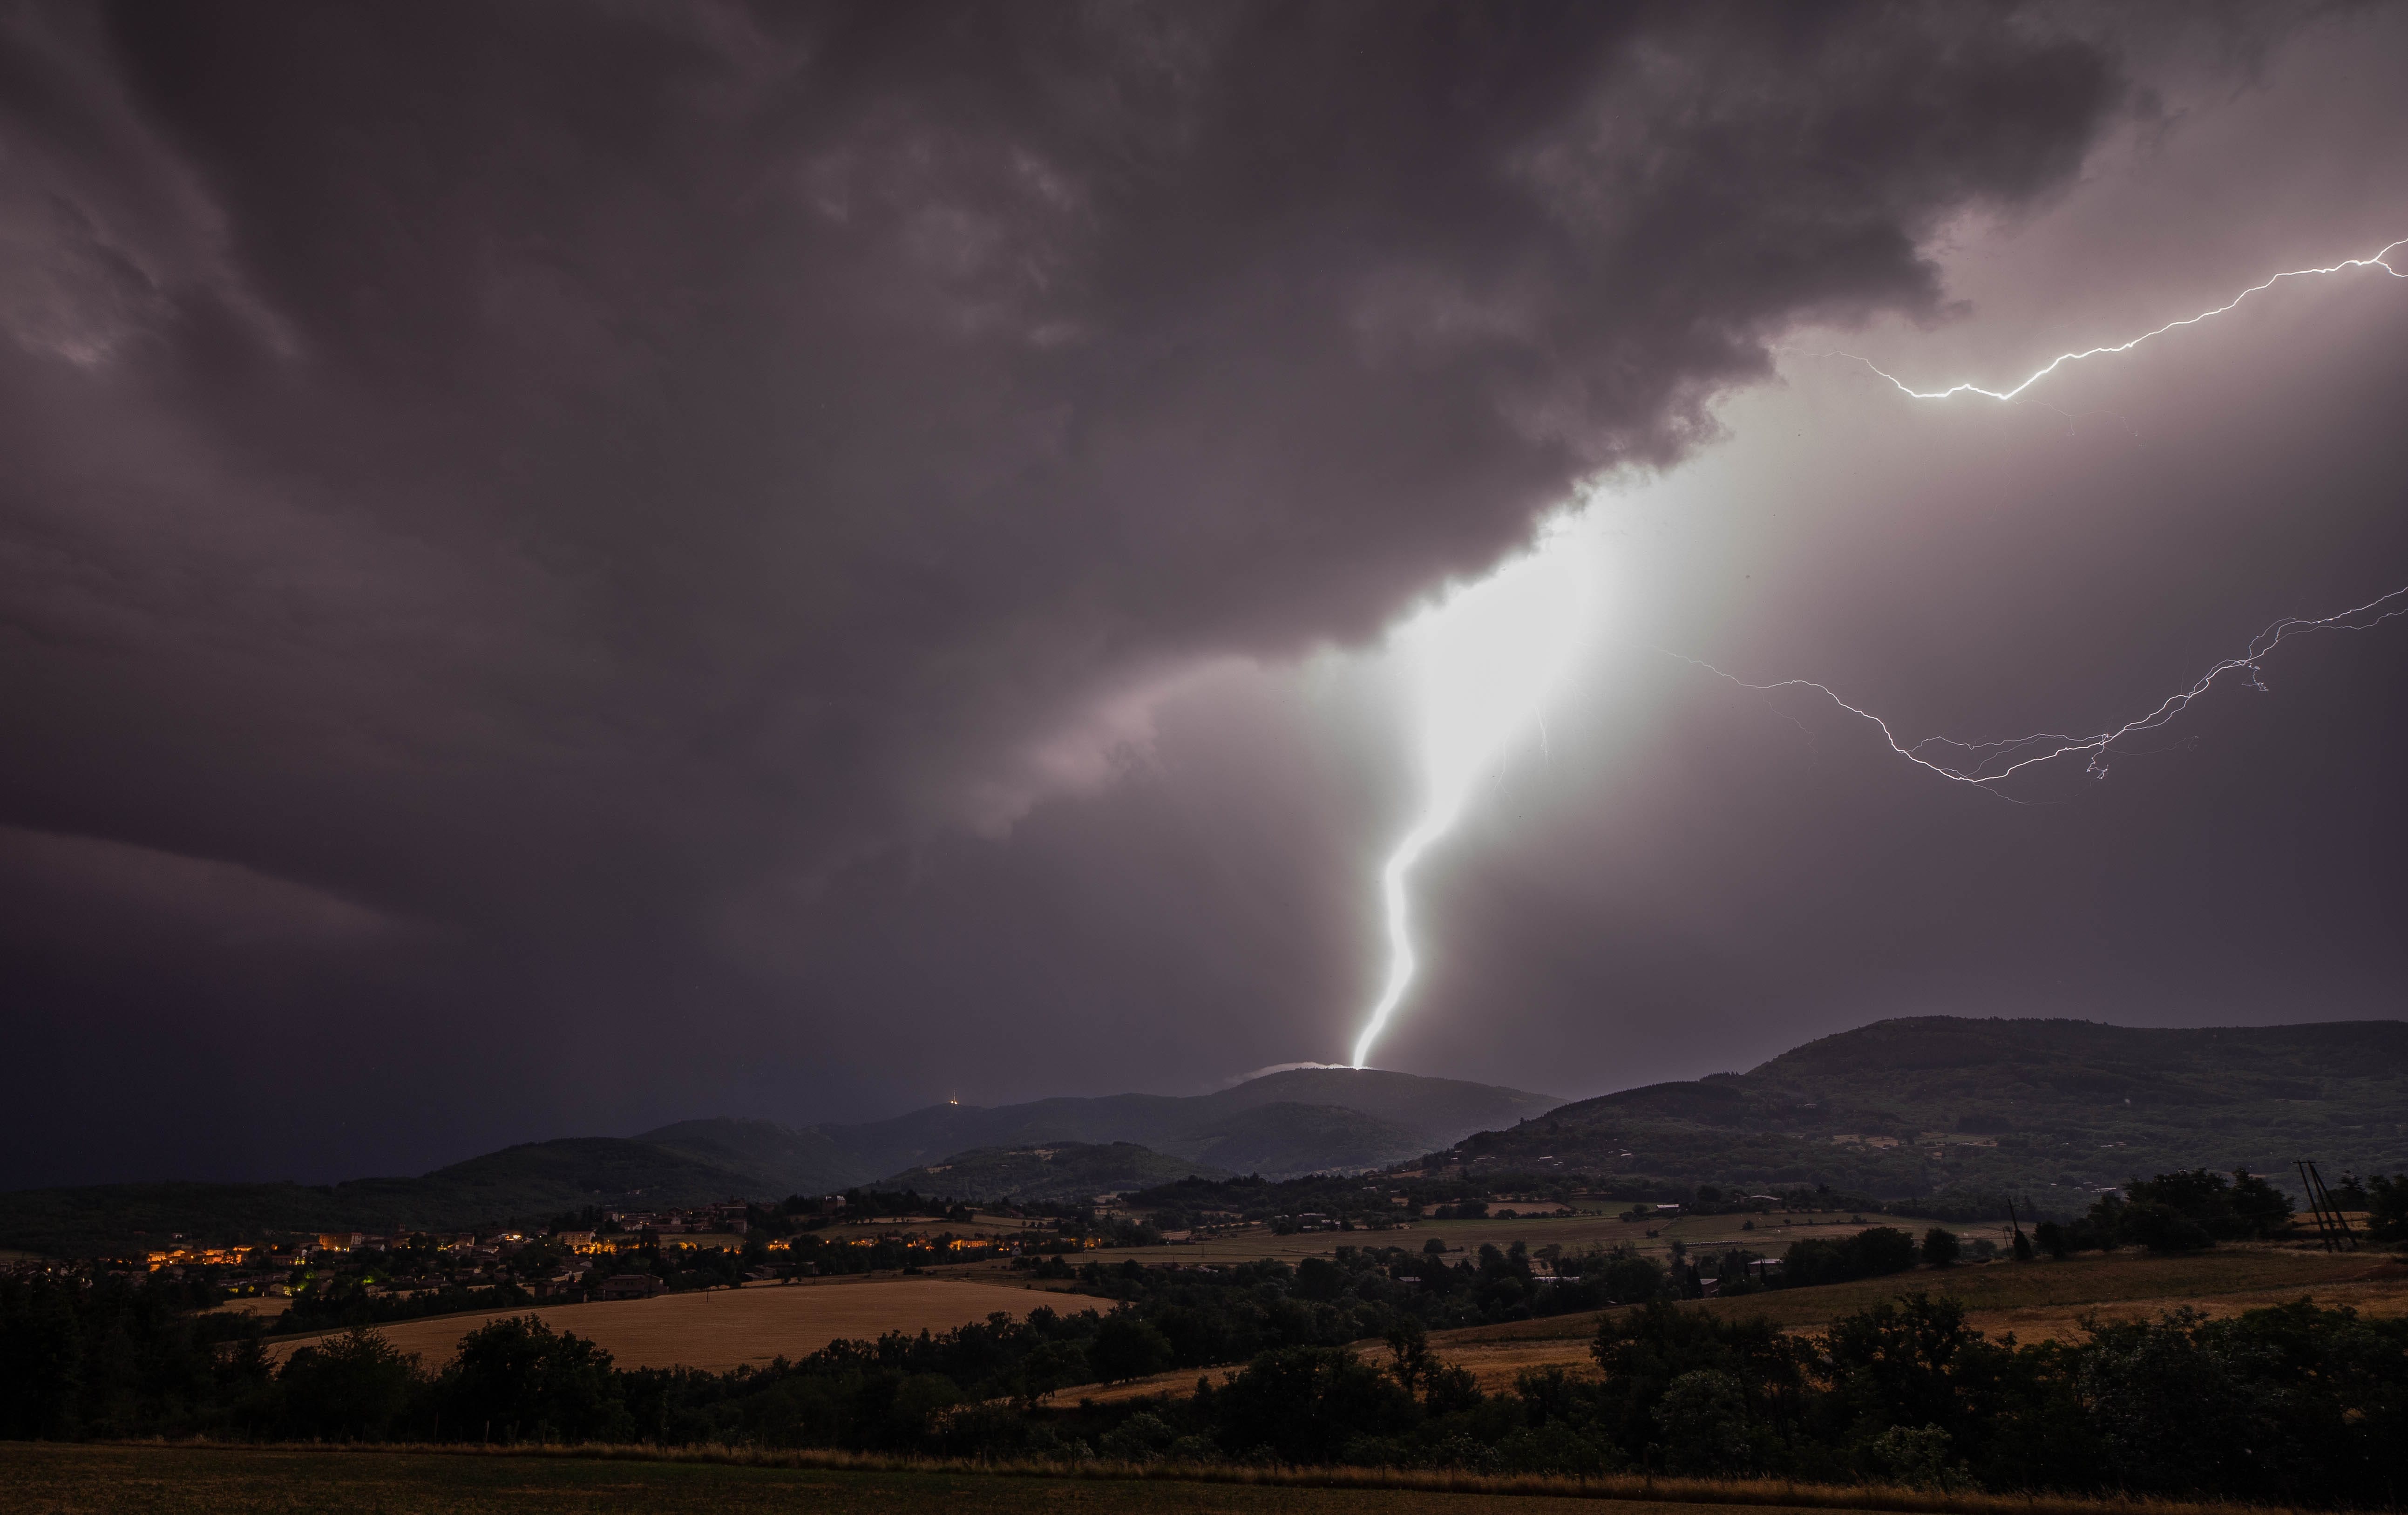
592, 1200, 753, 1236
131, 1200, 759, 1275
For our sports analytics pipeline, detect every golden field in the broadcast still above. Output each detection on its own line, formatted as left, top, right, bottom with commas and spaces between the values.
269, 1275, 1079, 1372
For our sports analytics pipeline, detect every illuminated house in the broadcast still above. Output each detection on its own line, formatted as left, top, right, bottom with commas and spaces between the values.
594, 1273, 665, 1300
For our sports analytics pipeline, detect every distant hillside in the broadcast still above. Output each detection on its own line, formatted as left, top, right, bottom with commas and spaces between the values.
883, 1142, 1228, 1203
0, 1137, 754, 1257
44, 1021, 2389, 1249
647, 1067, 1561, 1189
1431, 1017, 2408, 1216
633, 1118, 860, 1197
0, 1067, 1557, 1254
1156, 1101, 1436, 1175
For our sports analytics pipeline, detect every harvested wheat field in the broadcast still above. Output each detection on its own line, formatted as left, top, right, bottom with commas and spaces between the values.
272, 1277, 1074, 1371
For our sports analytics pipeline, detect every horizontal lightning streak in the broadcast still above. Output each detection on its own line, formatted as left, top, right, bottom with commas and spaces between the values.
1836, 238, 2406, 402
1672, 583, 2408, 795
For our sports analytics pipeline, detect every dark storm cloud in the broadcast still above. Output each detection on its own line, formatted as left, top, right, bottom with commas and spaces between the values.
0, 1, 2140, 1181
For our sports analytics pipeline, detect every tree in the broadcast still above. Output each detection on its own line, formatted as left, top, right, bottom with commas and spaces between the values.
1785, 1225, 1918, 1285
433, 1316, 626, 1443
1820, 1293, 1993, 1445
1654, 1369, 1759, 1475
1209, 1346, 1417, 1464
1920, 1229, 1961, 1268
2117, 1169, 2286, 1243
2226, 1171, 2291, 1238
276, 1327, 421, 1440
2366, 1174, 2408, 1242
1089, 1312, 1173, 1383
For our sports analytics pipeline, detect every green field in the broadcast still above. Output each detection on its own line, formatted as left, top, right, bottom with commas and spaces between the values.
0, 1444, 2268, 1515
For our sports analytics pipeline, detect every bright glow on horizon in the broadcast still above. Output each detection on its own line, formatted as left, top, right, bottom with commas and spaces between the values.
1349, 519, 1598, 1069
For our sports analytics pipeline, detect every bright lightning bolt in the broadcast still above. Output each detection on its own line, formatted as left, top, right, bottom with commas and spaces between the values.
1837, 238, 2405, 402
1349, 522, 1596, 1069
1346, 235, 2407, 1066
1675, 584, 2408, 795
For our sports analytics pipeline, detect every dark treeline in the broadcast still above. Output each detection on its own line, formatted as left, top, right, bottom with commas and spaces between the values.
5, 1258, 2402, 1508
1128, 1174, 1919, 1229
2038, 1168, 2306, 1256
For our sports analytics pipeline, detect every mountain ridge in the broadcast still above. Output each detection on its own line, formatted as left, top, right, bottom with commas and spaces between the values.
10, 1018, 2401, 1251
1426, 1016, 2408, 1214
0, 1066, 1555, 1253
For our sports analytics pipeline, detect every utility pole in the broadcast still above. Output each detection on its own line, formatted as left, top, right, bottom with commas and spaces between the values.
2295, 1160, 2358, 1252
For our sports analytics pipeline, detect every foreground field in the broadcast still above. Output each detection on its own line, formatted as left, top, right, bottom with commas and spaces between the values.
1068, 1246, 2408, 1401
0, 1443, 2273, 1515
270, 1276, 1063, 1371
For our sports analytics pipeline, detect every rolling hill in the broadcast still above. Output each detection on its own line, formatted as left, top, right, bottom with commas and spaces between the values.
17, 1019, 2394, 1251
638, 1066, 1561, 1191
0, 1067, 1557, 1254
1430, 1017, 2408, 1216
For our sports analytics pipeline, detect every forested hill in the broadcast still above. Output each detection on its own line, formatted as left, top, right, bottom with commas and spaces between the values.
1433, 1017, 2408, 1217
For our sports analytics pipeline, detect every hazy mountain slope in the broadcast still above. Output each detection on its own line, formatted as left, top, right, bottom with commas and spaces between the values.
1198, 1068, 1560, 1135
882, 1142, 1229, 1204
816, 1094, 1195, 1178
1427, 1017, 2408, 1216
812, 1068, 1561, 1184
1153, 1101, 1437, 1177
634, 1118, 860, 1196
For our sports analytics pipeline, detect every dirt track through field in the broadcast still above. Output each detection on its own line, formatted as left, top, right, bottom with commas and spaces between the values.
272, 1277, 1077, 1371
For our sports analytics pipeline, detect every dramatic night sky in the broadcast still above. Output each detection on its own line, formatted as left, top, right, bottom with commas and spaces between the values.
4, 3, 2404, 1189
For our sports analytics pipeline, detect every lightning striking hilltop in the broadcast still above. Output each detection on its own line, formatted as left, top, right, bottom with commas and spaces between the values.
1345, 236, 2407, 1070
1674, 582, 2408, 796
1843, 238, 2405, 402
1347, 522, 1594, 1070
